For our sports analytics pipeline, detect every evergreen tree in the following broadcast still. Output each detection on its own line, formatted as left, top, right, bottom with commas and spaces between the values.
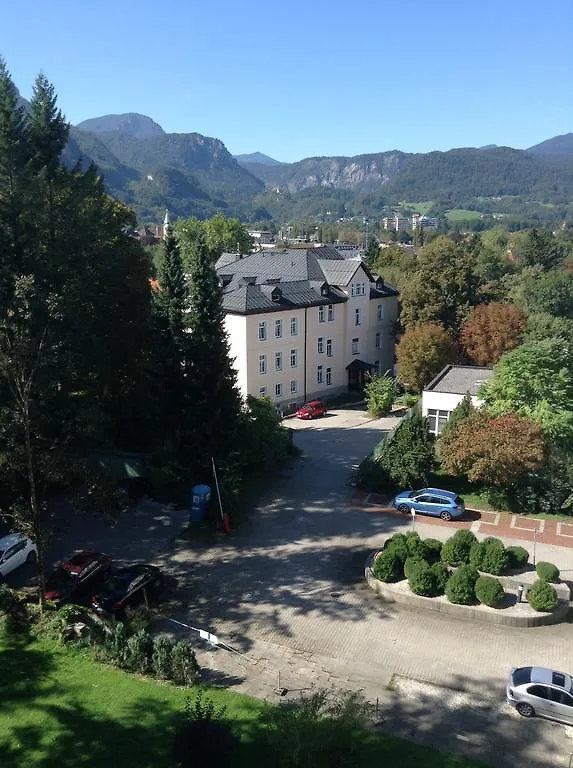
439, 393, 475, 442
179, 229, 242, 478
521, 228, 564, 271
157, 225, 187, 342
378, 413, 435, 487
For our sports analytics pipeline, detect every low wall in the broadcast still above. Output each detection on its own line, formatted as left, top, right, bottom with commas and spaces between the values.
365, 552, 571, 628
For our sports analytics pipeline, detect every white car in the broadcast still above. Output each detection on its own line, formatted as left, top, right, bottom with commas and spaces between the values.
0, 533, 37, 579
507, 666, 573, 725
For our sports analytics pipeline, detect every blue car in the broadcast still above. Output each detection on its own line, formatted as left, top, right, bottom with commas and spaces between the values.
392, 488, 465, 521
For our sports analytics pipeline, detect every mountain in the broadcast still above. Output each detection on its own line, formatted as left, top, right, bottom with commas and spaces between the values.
233, 152, 284, 166
75, 113, 165, 138
527, 133, 573, 158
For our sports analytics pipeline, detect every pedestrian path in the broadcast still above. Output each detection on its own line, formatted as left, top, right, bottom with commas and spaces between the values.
349, 490, 573, 549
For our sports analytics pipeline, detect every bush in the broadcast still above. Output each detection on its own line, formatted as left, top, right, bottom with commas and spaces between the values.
441, 530, 477, 566
384, 534, 410, 564
0, 585, 29, 636
430, 562, 451, 594
152, 634, 174, 679
405, 531, 428, 559
469, 541, 485, 570
171, 640, 201, 686
372, 550, 402, 582
106, 622, 131, 668
475, 576, 505, 608
527, 580, 559, 612
423, 538, 443, 563
536, 562, 560, 582
445, 565, 479, 605
364, 371, 399, 417
355, 456, 391, 491
507, 546, 529, 570
480, 537, 510, 576
408, 563, 437, 597
404, 556, 427, 580
126, 629, 154, 674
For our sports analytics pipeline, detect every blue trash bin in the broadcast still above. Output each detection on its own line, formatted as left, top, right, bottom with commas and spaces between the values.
190, 484, 211, 523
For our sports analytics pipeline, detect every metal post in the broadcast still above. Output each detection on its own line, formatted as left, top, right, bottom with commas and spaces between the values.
533, 526, 538, 566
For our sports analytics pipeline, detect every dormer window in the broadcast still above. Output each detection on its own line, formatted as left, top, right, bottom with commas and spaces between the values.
376, 277, 384, 290
320, 283, 329, 296
271, 287, 282, 303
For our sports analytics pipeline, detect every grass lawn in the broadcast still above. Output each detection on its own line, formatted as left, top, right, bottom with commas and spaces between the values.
0, 635, 485, 768
399, 200, 434, 214
445, 209, 482, 222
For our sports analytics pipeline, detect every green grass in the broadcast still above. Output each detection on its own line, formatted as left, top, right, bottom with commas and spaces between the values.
445, 209, 482, 222
0, 635, 484, 768
399, 200, 434, 214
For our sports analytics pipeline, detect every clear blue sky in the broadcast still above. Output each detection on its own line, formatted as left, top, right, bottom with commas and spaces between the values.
2, 0, 572, 162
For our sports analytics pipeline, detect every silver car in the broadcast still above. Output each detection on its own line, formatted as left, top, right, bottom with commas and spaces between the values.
507, 667, 573, 724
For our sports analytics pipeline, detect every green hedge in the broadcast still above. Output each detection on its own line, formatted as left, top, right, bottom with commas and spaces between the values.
536, 562, 560, 583
445, 565, 479, 605
404, 556, 427, 580
506, 546, 529, 570
440, 530, 477, 567
423, 538, 443, 563
408, 563, 437, 597
475, 576, 505, 608
373, 550, 402, 582
528, 580, 559, 612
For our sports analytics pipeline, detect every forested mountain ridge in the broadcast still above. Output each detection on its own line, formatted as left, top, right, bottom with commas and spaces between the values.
76, 112, 165, 138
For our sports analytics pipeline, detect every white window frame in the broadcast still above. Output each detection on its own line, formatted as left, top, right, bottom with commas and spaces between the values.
327, 304, 334, 321
377, 303, 384, 321
275, 318, 282, 338
259, 386, 267, 396
318, 306, 325, 323
326, 367, 332, 386
317, 337, 324, 354
326, 338, 333, 357
290, 379, 297, 394
375, 332, 381, 349
350, 284, 355, 297
427, 408, 451, 435
290, 348, 297, 367
290, 316, 298, 336
275, 382, 283, 398
275, 351, 282, 372
317, 365, 323, 384
258, 321, 267, 341
352, 337, 359, 355
355, 308, 361, 326
259, 354, 266, 374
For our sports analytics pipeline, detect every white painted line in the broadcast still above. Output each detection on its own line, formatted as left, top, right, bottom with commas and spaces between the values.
479, 512, 500, 527
470, 521, 481, 534
556, 522, 573, 539
510, 516, 545, 533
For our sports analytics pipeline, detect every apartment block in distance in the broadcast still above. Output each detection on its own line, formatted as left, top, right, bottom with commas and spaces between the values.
216, 246, 399, 411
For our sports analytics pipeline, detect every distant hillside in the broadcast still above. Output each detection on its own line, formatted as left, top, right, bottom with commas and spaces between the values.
234, 152, 284, 166
527, 132, 573, 158
76, 113, 165, 138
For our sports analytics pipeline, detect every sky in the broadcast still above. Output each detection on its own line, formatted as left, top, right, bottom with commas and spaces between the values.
2, 0, 572, 163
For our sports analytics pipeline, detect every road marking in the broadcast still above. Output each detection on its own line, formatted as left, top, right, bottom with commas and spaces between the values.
556, 522, 573, 539
479, 512, 500, 527
510, 516, 545, 533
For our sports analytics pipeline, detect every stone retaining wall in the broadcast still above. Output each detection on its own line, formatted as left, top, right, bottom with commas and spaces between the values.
365, 552, 571, 628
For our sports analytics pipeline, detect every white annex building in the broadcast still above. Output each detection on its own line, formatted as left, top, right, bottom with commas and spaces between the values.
216, 246, 399, 412
421, 365, 494, 435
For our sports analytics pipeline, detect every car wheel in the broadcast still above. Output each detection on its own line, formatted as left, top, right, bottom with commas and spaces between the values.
397, 504, 410, 515
440, 510, 452, 521
516, 702, 535, 718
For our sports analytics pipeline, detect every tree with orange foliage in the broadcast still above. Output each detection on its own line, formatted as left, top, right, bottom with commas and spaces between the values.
396, 322, 457, 392
459, 302, 525, 366
440, 412, 546, 487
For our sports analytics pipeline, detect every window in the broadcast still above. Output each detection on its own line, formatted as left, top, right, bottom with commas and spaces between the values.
290, 379, 297, 394
318, 306, 325, 323
352, 337, 359, 355
258, 321, 267, 341
377, 303, 384, 321
359, 282, 366, 295
290, 316, 298, 335
427, 408, 451, 435
326, 367, 332, 386
527, 686, 551, 700
275, 352, 282, 371
327, 304, 334, 321
354, 308, 361, 326
290, 349, 297, 367
259, 354, 266, 374
275, 383, 282, 397
317, 365, 323, 384
326, 338, 333, 357
350, 284, 355, 297
259, 386, 266, 396
375, 332, 381, 349
317, 337, 324, 354
275, 319, 282, 338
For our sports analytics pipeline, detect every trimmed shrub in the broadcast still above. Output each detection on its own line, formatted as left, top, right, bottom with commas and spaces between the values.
373, 550, 402, 582
126, 629, 154, 674
408, 563, 437, 597
171, 640, 201, 686
423, 538, 443, 563
536, 562, 560, 583
445, 565, 479, 605
404, 556, 427, 580
480, 537, 510, 576
430, 562, 451, 594
441, 530, 477, 566
469, 542, 485, 570
475, 576, 505, 608
152, 634, 174, 679
384, 534, 410, 564
106, 622, 131, 669
506, 546, 529, 570
528, 580, 559, 612
405, 531, 428, 559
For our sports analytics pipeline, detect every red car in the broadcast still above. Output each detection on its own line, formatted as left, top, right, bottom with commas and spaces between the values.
296, 400, 328, 420
45, 550, 112, 605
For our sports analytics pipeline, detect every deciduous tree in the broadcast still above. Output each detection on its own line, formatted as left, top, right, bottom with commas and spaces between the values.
396, 322, 457, 392
459, 302, 525, 366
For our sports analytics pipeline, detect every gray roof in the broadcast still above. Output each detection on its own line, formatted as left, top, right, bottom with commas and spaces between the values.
217, 246, 397, 315
424, 365, 494, 395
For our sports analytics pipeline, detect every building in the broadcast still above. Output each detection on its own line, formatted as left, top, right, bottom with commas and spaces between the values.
382, 215, 410, 232
421, 365, 494, 435
216, 246, 399, 411
411, 213, 438, 229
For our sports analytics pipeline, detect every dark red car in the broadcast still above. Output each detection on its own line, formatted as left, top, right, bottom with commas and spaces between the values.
45, 550, 112, 605
296, 400, 328, 420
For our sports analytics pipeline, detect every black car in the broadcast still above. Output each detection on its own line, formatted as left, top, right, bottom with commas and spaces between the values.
91, 563, 163, 615
45, 550, 112, 605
